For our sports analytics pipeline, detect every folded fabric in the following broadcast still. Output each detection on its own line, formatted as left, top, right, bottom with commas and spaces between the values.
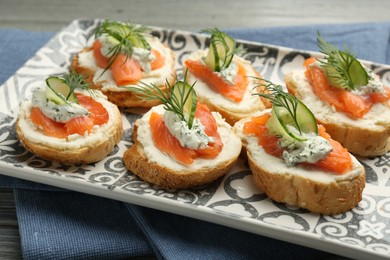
3, 22, 390, 259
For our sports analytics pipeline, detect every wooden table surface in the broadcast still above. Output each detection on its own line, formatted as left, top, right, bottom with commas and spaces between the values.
1, 0, 390, 259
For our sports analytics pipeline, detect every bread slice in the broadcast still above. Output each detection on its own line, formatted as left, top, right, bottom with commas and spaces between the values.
16, 90, 123, 164
183, 50, 268, 125
71, 36, 176, 108
234, 111, 366, 215
285, 71, 390, 157
123, 104, 242, 189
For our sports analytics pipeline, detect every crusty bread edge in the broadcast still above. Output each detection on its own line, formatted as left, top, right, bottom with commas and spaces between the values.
234, 111, 366, 215
285, 72, 390, 157
71, 47, 177, 108
247, 151, 366, 215
16, 106, 123, 165
123, 121, 239, 189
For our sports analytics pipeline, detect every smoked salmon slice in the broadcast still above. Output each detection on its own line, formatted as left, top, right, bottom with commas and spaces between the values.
305, 58, 390, 118
150, 49, 165, 70
185, 59, 249, 102
30, 93, 109, 138
92, 40, 165, 86
243, 114, 352, 174
76, 93, 109, 125
30, 107, 68, 139
92, 40, 109, 68
149, 102, 223, 165
111, 54, 143, 86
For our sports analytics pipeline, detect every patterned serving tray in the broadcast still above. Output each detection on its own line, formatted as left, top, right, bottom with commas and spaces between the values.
0, 19, 389, 260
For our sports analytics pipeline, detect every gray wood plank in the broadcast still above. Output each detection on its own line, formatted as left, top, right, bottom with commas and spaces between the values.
0, 0, 389, 259
1, 0, 390, 32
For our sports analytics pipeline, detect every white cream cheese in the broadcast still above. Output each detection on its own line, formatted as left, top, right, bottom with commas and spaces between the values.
234, 111, 364, 183
78, 36, 174, 91
281, 131, 333, 167
162, 111, 214, 149
136, 105, 242, 171
219, 60, 238, 84
185, 49, 264, 115
17, 89, 120, 150
289, 71, 390, 131
311, 59, 386, 95
31, 87, 89, 123
98, 35, 154, 73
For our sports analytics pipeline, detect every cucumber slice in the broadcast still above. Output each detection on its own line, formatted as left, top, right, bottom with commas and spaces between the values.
46, 76, 77, 105
325, 56, 368, 89
217, 33, 235, 69
172, 81, 197, 128
205, 41, 220, 71
204, 32, 236, 71
266, 98, 318, 142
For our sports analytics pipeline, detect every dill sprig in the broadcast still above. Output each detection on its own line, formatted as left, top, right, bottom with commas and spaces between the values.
92, 20, 151, 74
127, 71, 197, 128
45, 72, 92, 105
252, 78, 303, 134
317, 32, 368, 90
62, 71, 92, 99
201, 28, 245, 71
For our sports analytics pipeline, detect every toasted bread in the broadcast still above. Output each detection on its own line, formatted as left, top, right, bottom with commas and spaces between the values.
285, 71, 390, 157
183, 50, 268, 125
123, 105, 242, 189
16, 90, 123, 164
71, 37, 176, 108
234, 111, 366, 215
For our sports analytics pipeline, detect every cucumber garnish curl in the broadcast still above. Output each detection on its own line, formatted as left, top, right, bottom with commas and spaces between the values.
126, 70, 197, 129
201, 28, 244, 72
46, 72, 90, 105
317, 32, 368, 90
253, 79, 318, 142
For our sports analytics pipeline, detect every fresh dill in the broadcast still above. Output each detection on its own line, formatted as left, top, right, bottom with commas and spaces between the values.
252, 78, 303, 134
201, 28, 245, 71
91, 20, 151, 74
45, 72, 92, 105
62, 71, 92, 99
317, 32, 368, 90
126, 71, 197, 129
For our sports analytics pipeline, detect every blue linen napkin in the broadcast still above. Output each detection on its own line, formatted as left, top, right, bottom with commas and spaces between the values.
2, 22, 390, 259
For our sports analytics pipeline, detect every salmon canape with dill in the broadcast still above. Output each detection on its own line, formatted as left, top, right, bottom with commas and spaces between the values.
234, 80, 365, 215
285, 33, 390, 157
72, 20, 176, 108
16, 72, 123, 164
183, 28, 269, 125
123, 75, 242, 189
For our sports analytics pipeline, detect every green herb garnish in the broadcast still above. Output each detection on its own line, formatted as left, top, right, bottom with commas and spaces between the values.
46, 72, 91, 105
317, 32, 368, 90
202, 28, 244, 72
252, 78, 318, 141
127, 71, 197, 128
92, 20, 151, 74
254, 79, 304, 133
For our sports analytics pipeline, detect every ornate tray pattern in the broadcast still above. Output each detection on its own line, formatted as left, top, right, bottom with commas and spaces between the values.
0, 19, 389, 260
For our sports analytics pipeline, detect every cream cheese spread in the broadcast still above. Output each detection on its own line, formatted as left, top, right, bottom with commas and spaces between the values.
136, 105, 242, 170
162, 111, 214, 149
289, 70, 390, 131
78, 36, 174, 91
311, 59, 386, 95
234, 111, 364, 183
185, 49, 264, 115
31, 87, 89, 123
18, 89, 120, 150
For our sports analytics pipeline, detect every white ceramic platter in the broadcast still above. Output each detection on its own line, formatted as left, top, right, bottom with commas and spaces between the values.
0, 19, 390, 260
